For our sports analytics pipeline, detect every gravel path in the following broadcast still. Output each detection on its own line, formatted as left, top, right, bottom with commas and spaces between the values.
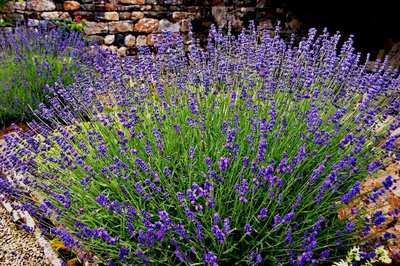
0, 203, 49, 265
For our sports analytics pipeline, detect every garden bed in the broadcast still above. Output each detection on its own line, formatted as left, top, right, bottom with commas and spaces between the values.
2, 22, 400, 266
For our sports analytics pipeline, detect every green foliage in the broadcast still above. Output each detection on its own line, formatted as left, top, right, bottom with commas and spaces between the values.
0, 18, 13, 26
0, 0, 13, 26
0, 0, 8, 9
53, 17, 87, 34
0, 0, 24, 10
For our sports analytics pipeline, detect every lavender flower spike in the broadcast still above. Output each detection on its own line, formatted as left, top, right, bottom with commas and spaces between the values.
244, 224, 252, 235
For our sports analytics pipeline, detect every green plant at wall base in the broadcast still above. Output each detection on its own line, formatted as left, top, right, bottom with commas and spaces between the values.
0, 0, 8, 9
0, 18, 13, 26
0, 0, 24, 9
53, 17, 87, 34
0, 0, 18, 26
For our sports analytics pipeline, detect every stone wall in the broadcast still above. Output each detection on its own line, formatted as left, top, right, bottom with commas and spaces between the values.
0, 0, 309, 56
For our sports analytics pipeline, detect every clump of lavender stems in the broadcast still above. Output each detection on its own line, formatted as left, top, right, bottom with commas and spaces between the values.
1, 21, 400, 265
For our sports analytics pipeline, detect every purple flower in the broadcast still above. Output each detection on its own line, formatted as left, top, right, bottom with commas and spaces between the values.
312, 216, 325, 231
93, 227, 111, 243
135, 250, 149, 264
244, 223, 252, 235
277, 152, 288, 173
6, 21, 400, 266
344, 221, 355, 233
320, 250, 330, 260
164, 166, 171, 177
204, 251, 218, 265
134, 182, 148, 198
194, 220, 203, 240
135, 157, 151, 173
247, 135, 254, 150
188, 94, 199, 115
205, 157, 212, 169
223, 218, 230, 236
212, 225, 225, 244
176, 192, 185, 202
273, 214, 281, 229
239, 197, 248, 203
251, 161, 258, 173
204, 180, 212, 193
373, 215, 386, 226
175, 250, 184, 262
367, 160, 381, 173
218, 157, 231, 172
285, 229, 292, 248
226, 128, 236, 143
174, 124, 182, 135
185, 209, 196, 220
256, 254, 263, 264
21, 224, 33, 232
291, 194, 302, 210
235, 179, 249, 197
232, 142, 240, 159
172, 224, 189, 241
206, 199, 215, 209
242, 156, 250, 169
221, 121, 228, 134
189, 146, 195, 159
258, 208, 268, 219
145, 139, 153, 157
341, 181, 360, 204
291, 144, 306, 168
118, 247, 130, 261
158, 210, 171, 226
256, 139, 268, 162
233, 113, 239, 127
384, 232, 393, 239
282, 212, 295, 224
213, 213, 220, 225
248, 251, 255, 262
95, 194, 110, 207
190, 246, 196, 253
187, 189, 197, 204
308, 162, 325, 185
297, 251, 313, 265
383, 175, 394, 190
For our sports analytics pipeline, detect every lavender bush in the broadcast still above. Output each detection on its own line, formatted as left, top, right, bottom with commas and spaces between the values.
0, 22, 94, 125
1, 22, 400, 265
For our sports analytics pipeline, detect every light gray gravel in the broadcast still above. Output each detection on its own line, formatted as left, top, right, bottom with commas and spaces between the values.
0, 203, 49, 266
